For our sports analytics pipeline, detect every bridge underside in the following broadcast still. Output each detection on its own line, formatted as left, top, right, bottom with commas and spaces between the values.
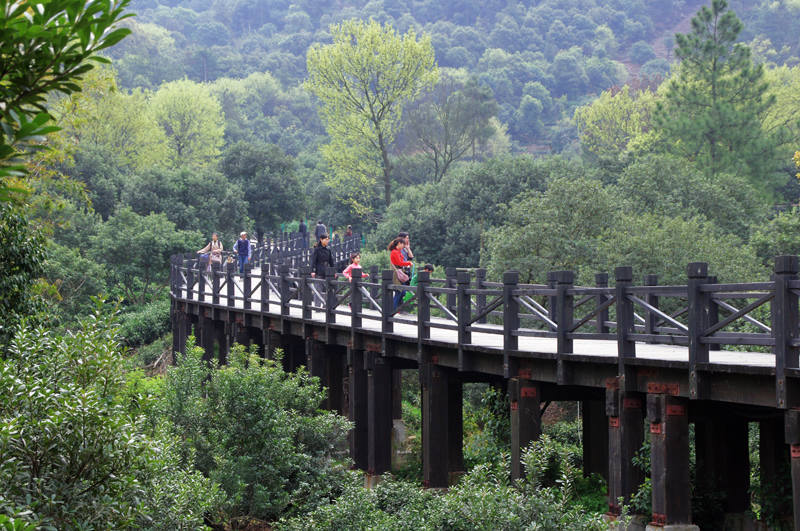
172, 300, 800, 529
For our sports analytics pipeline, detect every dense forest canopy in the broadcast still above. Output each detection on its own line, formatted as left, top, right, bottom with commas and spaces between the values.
6, 0, 800, 528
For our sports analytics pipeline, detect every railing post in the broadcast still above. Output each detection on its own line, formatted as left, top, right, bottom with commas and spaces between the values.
503, 271, 520, 379
555, 271, 574, 355
198, 260, 206, 303
475, 268, 487, 324
351, 269, 363, 329
326, 267, 337, 325
707, 275, 720, 351
226, 262, 235, 307
446, 266, 457, 314
595, 273, 609, 334
260, 266, 269, 313
773, 255, 799, 409
547, 271, 558, 322
279, 264, 290, 319
300, 266, 312, 320
418, 271, 431, 344
242, 263, 251, 309
615, 267, 635, 373
369, 265, 380, 301
184, 256, 193, 300
457, 271, 472, 371
644, 274, 658, 342
382, 270, 394, 333
687, 262, 709, 400
212, 263, 221, 305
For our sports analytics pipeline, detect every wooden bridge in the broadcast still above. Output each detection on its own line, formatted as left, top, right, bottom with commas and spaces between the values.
170, 236, 800, 530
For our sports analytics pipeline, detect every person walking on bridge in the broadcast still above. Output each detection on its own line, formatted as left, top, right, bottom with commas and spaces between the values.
310, 234, 334, 307
235, 231, 252, 274
314, 220, 327, 242
389, 237, 413, 312
197, 232, 223, 273
298, 219, 308, 248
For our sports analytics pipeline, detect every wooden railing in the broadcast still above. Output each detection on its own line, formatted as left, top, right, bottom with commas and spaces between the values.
171, 252, 800, 405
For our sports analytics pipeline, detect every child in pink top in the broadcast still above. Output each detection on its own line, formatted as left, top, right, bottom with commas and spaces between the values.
342, 252, 369, 281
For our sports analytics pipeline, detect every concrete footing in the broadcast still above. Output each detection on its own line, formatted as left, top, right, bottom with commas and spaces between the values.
645, 526, 699, 531
603, 514, 647, 531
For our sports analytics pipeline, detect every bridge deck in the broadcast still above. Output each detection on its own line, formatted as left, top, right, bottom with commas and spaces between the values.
177, 267, 776, 371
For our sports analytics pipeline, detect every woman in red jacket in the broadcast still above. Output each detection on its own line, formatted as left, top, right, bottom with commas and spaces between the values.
388, 237, 412, 311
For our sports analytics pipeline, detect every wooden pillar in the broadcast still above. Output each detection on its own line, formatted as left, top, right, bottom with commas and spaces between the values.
606, 386, 644, 516
327, 348, 345, 415
510, 378, 541, 481
348, 348, 368, 470
448, 373, 464, 480
760, 416, 790, 520
306, 338, 327, 406
367, 352, 392, 476
215, 321, 228, 365
198, 314, 216, 363
696, 415, 750, 515
582, 399, 608, 479
421, 360, 449, 487
172, 308, 188, 357
648, 394, 691, 527
785, 409, 800, 531
392, 369, 403, 420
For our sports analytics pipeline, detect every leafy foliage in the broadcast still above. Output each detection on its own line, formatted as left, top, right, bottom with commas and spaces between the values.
161, 343, 352, 523
0, 0, 132, 191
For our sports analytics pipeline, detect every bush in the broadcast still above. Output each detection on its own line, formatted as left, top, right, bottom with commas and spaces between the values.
118, 297, 171, 347
161, 343, 353, 524
0, 304, 216, 530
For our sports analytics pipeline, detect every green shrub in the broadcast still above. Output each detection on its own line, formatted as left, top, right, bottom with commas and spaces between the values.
161, 343, 353, 523
118, 297, 171, 347
0, 304, 216, 530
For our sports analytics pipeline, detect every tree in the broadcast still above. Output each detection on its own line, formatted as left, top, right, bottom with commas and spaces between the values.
90, 207, 203, 304
0, 0, 131, 196
305, 19, 438, 214
150, 79, 226, 168
0, 203, 47, 345
47, 68, 168, 173
404, 75, 498, 182
655, 0, 781, 184
0, 307, 219, 529
221, 142, 303, 233
574, 86, 659, 178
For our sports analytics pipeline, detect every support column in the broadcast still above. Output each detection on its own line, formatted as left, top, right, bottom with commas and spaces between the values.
306, 338, 327, 405
648, 394, 693, 529
198, 314, 216, 363
759, 417, 791, 522
422, 360, 449, 488
785, 409, 800, 531
696, 415, 749, 519
172, 309, 189, 357
327, 348, 345, 415
607, 387, 644, 517
510, 378, 541, 481
367, 353, 393, 476
348, 348, 368, 471
448, 374, 464, 482
216, 321, 228, 365
392, 369, 403, 420
582, 399, 608, 480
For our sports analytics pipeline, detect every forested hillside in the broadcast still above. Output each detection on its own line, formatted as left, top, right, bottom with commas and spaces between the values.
6, 0, 800, 528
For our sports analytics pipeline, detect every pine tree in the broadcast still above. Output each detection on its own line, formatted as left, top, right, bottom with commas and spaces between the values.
656, 0, 779, 184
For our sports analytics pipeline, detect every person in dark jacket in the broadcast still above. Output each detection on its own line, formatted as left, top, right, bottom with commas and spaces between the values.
310, 234, 334, 307
314, 220, 327, 242
298, 220, 308, 248
310, 234, 334, 278
235, 231, 252, 274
